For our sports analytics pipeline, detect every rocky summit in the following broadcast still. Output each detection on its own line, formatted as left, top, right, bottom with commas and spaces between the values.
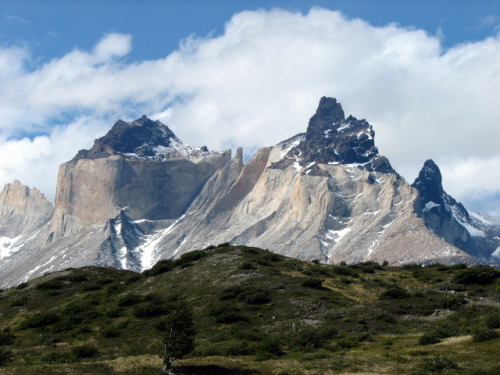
271, 97, 393, 173
0, 97, 499, 287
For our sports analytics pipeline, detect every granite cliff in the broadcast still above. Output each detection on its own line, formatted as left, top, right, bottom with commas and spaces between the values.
0, 97, 498, 287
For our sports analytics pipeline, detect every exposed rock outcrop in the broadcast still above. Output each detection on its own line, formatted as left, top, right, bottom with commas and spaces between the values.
0, 180, 53, 238
0, 97, 496, 288
413, 159, 500, 262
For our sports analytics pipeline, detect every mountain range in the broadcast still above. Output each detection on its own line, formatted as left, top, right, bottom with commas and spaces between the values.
1, 97, 499, 287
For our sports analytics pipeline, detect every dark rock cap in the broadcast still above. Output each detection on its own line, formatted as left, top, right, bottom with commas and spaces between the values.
73, 116, 178, 161
272, 97, 394, 174
412, 159, 445, 206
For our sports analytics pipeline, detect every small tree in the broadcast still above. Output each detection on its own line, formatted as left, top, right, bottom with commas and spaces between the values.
155, 302, 196, 373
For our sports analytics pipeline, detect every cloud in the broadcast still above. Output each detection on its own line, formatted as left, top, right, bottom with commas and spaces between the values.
0, 8, 499, 216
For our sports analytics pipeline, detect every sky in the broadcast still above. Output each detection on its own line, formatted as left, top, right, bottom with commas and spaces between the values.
0, 1, 499, 217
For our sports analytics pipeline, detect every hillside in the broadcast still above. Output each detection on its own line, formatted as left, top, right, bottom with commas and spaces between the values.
0, 244, 499, 374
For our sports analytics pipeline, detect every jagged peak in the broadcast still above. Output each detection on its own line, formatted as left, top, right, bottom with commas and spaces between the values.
271, 97, 394, 174
72, 116, 215, 162
306, 97, 345, 135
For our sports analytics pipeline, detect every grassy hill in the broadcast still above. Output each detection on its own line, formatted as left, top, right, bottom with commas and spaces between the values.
0, 244, 499, 374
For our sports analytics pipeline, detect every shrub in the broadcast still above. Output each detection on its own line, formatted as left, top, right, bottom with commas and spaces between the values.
105, 283, 125, 296
10, 297, 27, 307
258, 335, 284, 357
174, 250, 207, 268
472, 326, 499, 342
379, 286, 410, 300
353, 261, 383, 273
66, 273, 89, 283
418, 332, 441, 345
239, 262, 256, 270
0, 333, 15, 346
289, 327, 337, 351
63, 301, 98, 318
262, 253, 281, 262
143, 259, 175, 277
16, 282, 29, 290
301, 278, 323, 289
331, 266, 359, 277
484, 311, 500, 329
0, 348, 13, 366
72, 344, 99, 359
237, 287, 270, 304
20, 312, 60, 329
336, 337, 358, 349
106, 307, 122, 318
41, 351, 72, 364
133, 302, 172, 318
118, 293, 143, 306
102, 328, 121, 338
208, 304, 248, 324
418, 356, 458, 373
36, 279, 64, 290
453, 265, 500, 285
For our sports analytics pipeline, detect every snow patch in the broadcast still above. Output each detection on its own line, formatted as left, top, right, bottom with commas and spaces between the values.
0, 235, 23, 259
492, 247, 500, 259
424, 201, 440, 212
327, 227, 351, 243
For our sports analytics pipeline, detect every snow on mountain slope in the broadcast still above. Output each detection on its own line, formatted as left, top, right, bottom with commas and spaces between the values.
0, 97, 493, 288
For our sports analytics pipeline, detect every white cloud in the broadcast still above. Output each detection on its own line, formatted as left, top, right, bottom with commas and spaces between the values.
92, 33, 132, 63
0, 8, 498, 216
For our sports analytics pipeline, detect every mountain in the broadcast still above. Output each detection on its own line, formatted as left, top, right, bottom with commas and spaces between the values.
0, 97, 498, 287
412, 159, 500, 262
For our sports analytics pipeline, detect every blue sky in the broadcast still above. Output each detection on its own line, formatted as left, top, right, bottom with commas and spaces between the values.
2, 1, 499, 62
0, 1, 499, 216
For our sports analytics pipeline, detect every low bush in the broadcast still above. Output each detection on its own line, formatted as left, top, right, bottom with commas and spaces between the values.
379, 286, 411, 300
72, 344, 99, 359
239, 262, 256, 270
353, 261, 383, 274
174, 250, 207, 268
208, 303, 248, 324
41, 351, 72, 364
219, 286, 244, 301
258, 335, 284, 357
484, 311, 500, 329
301, 278, 324, 289
0, 333, 15, 346
472, 326, 499, 342
19, 311, 60, 329
36, 279, 64, 290
101, 327, 121, 338
0, 348, 13, 366
418, 332, 441, 345
288, 326, 338, 351
453, 265, 500, 285
66, 273, 89, 283
16, 282, 29, 290
331, 266, 359, 278
418, 356, 458, 373
132, 302, 172, 318
118, 293, 143, 306
143, 259, 175, 277
237, 287, 270, 304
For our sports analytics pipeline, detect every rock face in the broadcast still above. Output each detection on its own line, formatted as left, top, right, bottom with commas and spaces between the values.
271, 97, 394, 173
412, 159, 500, 262
48, 117, 231, 241
0, 180, 53, 238
0, 97, 497, 288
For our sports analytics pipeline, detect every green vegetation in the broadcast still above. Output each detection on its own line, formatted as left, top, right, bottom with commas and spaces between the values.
0, 246, 498, 374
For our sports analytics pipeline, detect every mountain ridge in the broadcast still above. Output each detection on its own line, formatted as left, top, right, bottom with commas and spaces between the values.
0, 97, 498, 288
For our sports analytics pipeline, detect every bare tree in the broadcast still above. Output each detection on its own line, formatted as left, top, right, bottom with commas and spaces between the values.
155, 302, 196, 373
